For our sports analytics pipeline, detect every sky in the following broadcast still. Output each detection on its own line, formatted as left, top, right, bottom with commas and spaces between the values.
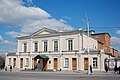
0, 0, 120, 55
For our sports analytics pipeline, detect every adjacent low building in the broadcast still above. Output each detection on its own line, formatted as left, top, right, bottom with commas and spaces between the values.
91, 33, 118, 58
5, 28, 115, 71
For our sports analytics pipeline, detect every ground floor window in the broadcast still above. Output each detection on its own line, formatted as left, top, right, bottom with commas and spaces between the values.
93, 57, 97, 68
64, 58, 69, 68
25, 58, 29, 67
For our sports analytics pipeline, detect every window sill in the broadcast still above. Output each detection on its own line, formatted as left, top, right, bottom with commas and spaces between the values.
64, 67, 69, 68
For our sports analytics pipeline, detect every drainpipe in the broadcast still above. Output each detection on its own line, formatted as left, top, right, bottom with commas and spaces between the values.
30, 38, 32, 69
78, 34, 80, 70
99, 52, 101, 71
59, 36, 61, 71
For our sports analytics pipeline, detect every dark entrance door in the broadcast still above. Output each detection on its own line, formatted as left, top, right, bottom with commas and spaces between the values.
72, 58, 77, 70
20, 58, 23, 68
43, 59, 48, 70
84, 58, 88, 70
54, 58, 58, 70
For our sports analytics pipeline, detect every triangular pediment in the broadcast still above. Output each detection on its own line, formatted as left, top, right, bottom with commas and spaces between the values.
40, 31, 51, 34
31, 27, 59, 36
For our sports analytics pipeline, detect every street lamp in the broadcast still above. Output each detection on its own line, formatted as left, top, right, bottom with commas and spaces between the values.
82, 11, 91, 75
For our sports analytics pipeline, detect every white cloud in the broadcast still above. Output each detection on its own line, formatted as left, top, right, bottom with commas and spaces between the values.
5, 31, 28, 38
0, 49, 4, 52
111, 37, 120, 46
116, 30, 120, 35
0, 40, 16, 45
0, 0, 51, 26
111, 37, 120, 56
7, 48, 17, 53
0, 35, 16, 45
0, 49, 5, 55
60, 19, 67, 23
26, 0, 33, 5
22, 19, 73, 34
0, 35, 16, 54
62, 16, 71, 20
0, 48, 17, 55
0, 35, 4, 41
0, 0, 73, 37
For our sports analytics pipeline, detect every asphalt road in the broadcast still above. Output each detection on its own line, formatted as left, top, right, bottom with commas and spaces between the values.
0, 71, 120, 80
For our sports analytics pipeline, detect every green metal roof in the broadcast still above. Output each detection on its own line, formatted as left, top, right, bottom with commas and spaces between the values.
40, 55, 49, 59
34, 55, 49, 59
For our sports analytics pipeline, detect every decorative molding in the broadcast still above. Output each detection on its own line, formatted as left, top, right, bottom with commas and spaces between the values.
62, 50, 79, 52
19, 52, 30, 53
66, 38, 74, 40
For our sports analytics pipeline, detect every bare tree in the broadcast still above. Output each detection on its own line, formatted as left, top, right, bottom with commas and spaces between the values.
0, 55, 5, 70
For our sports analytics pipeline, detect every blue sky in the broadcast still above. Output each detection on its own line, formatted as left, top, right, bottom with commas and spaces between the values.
0, 0, 120, 55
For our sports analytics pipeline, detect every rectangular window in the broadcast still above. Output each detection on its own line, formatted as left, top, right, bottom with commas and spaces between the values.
34, 42, 38, 52
24, 43, 27, 52
9, 58, 11, 65
68, 40, 73, 51
25, 58, 29, 67
93, 58, 97, 68
44, 41, 47, 51
54, 41, 58, 51
64, 58, 69, 68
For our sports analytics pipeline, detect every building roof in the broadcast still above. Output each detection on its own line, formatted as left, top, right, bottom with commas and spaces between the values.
30, 27, 59, 37
111, 48, 118, 52
7, 53, 16, 56
16, 27, 93, 40
91, 33, 111, 38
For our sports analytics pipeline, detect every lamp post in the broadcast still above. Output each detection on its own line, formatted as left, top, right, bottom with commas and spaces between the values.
82, 11, 91, 75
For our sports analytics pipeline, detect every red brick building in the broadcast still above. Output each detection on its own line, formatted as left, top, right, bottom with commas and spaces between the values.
91, 33, 118, 58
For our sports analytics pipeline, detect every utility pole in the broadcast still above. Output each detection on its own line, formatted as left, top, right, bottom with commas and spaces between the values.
82, 11, 91, 75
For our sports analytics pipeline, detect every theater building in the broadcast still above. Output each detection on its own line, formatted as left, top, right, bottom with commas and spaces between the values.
5, 28, 111, 71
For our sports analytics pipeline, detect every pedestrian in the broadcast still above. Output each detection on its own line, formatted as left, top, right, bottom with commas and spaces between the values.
118, 66, 120, 74
10, 66, 12, 72
0, 65, 2, 70
105, 64, 108, 72
90, 65, 92, 73
5, 66, 7, 71
114, 64, 118, 73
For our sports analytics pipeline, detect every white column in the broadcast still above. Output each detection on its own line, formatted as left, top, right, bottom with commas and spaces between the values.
28, 56, 31, 69
17, 56, 20, 68
32, 58, 34, 69
30, 38, 32, 69
99, 54, 101, 71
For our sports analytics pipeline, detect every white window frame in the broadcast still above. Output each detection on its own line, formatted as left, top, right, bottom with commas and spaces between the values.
64, 58, 69, 68
67, 39, 74, 51
53, 40, 59, 52
42, 40, 48, 52
93, 57, 97, 68
23, 42, 27, 52
8, 58, 11, 65
25, 58, 29, 67
34, 42, 38, 52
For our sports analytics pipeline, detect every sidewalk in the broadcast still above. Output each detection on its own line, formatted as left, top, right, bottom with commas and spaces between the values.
20, 70, 115, 75
73, 70, 117, 76
1, 69, 119, 76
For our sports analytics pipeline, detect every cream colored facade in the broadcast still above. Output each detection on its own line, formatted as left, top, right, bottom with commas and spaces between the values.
5, 28, 110, 71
